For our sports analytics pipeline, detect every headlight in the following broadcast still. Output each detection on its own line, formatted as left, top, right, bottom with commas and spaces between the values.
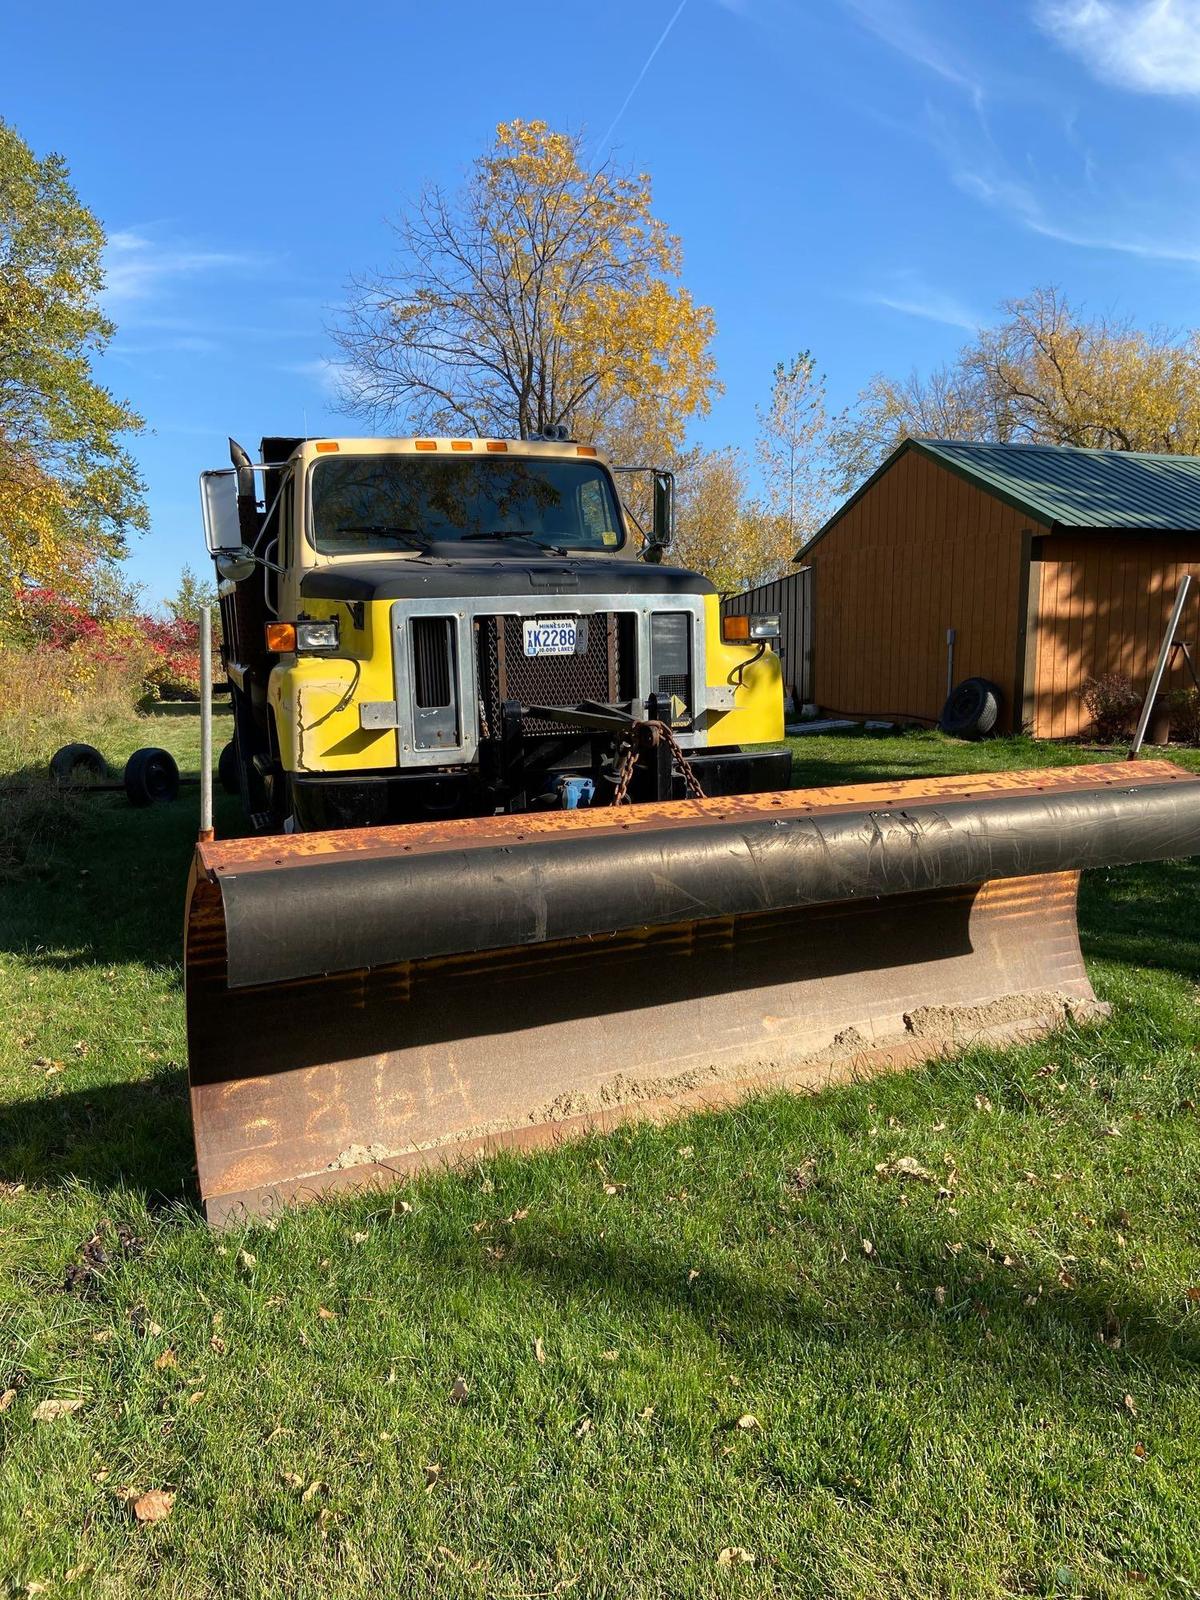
295, 619, 340, 652
721, 612, 780, 643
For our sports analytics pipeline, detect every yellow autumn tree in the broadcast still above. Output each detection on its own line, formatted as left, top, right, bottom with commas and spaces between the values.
334, 120, 718, 447
830, 286, 1200, 491
0, 117, 145, 603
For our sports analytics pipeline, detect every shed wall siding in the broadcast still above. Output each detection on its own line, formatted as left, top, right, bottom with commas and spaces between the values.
1031, 534, 1200, 738
807, 451, 1035, 730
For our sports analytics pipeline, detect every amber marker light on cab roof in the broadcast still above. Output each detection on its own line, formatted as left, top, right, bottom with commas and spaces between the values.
450, 440, 472, 451
486, 441, 508, 452
314, 441, 339, 453
265, 622, 297, 652
576, 445, 597, 457
414, 440, 437, 451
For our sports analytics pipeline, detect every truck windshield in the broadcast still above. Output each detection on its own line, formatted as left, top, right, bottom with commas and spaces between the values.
310, 454, 626, 555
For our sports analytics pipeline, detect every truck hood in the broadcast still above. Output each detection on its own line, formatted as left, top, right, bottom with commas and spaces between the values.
300, 553, 714, 602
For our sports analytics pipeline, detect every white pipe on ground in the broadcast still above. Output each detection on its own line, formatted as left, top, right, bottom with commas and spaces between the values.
200, 605, 214, 839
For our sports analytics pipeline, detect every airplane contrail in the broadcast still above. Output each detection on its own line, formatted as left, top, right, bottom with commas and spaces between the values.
595, 0, 690, 155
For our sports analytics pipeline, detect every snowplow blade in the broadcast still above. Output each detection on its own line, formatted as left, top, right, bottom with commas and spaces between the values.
185, 759, 1200, 1222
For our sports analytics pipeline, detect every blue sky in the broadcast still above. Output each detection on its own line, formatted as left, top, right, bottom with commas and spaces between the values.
4, 0, 1200, 604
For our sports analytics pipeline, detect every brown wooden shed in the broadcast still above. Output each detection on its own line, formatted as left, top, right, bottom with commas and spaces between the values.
800, 438, 1200, 738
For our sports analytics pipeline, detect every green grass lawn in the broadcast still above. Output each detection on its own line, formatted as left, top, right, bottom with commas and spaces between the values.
3, 716, 1200, 1598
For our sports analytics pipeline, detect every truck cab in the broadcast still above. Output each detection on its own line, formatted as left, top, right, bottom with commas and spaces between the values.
201, 433, 786, 831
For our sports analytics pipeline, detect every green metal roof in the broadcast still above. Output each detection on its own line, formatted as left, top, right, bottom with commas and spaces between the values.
801, 438, 1200, 558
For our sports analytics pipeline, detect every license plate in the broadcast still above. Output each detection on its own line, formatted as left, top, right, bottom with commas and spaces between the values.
523, 618, 577, 657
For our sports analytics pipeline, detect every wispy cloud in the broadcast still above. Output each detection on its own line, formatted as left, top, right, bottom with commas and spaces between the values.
284, 357, 356, 402
1036, 0, 1200, 95
596, 0, 690, 153
841, 0, 986, 110
103, 229, 266, 307
859, 274, 981, 330
953, 160, 1200, 263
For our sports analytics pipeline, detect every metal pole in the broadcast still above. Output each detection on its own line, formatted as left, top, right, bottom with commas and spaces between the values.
199, 605, 214, 839
1130, 574, 1191, 758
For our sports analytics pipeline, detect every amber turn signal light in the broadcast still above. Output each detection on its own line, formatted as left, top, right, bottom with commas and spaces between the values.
721, 614, 751, 643
265, 622, 297, 652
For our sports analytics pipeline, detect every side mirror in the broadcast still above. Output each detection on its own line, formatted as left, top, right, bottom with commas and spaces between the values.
200, 470, 243, 554
651, 471, 674, 549
215, 549, 256, 583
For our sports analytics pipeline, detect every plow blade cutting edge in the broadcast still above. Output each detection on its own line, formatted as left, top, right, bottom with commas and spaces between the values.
185, 759, 1200, 1222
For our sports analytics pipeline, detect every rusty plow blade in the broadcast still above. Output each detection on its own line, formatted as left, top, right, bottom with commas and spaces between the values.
185, 760, 1200, 1222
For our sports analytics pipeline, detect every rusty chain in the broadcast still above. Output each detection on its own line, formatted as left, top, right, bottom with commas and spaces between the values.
612, 719, 706, 806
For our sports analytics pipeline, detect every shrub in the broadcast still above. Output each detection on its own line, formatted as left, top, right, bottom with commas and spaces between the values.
1168, 686, 1200, 746
7, 585, 202, 703
1079, 672, 1142, 743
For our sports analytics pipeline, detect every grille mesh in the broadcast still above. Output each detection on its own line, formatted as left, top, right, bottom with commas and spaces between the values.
477, 615, 623, 736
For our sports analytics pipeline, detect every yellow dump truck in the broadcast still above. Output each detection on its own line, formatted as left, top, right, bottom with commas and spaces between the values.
202, 432, 788, 831
187, 429, 1200, 1223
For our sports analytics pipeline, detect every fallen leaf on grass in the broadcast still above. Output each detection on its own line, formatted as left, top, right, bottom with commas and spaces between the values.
861, 1238, 875, 1257
735, 1414, 760, 1431
687, 1268, 701, 1284
973, 1095, 993, 1113
237, 1250, 256, 1272
209, 1335, 227, 1355
131, 1489, 174, 1524
533, 1337, 546, 1365
1186, 1286, 1200, 1303
1133, 1441, 1147, 1459
186, 1390, 206, 1406
351, 1232, 369, 1245
638, 1406, 656, 1420
0, 1388, 15, 1411
505, 1208, 530, 1223
573, 1417, 592, 1439
317, 1306, 337, 1321
281, 1471, 304, 1490
875, 1156, 936, 1183
300, 1481, 324, 1503
786, 1158, 817, 1193
1122, 1393, 1138, 1417
717, 1547, 755, 1567
424, 1463, 441, 1490
449, 1377, 469, 1404
154, 1349, 177, 1370
32, 1398, 85, 1422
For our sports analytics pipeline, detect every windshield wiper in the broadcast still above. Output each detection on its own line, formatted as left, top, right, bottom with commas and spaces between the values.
336, 525, 430, 550
460, 530, 572, 557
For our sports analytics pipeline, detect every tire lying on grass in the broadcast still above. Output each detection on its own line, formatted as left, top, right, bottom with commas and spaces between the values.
49, 743, 109, 786
939, 677, 1002, 741
218, 741, 240, 796
124, 747, 181, 807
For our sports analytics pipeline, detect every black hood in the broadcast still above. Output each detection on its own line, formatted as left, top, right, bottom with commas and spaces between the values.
300, 552, 714, 603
